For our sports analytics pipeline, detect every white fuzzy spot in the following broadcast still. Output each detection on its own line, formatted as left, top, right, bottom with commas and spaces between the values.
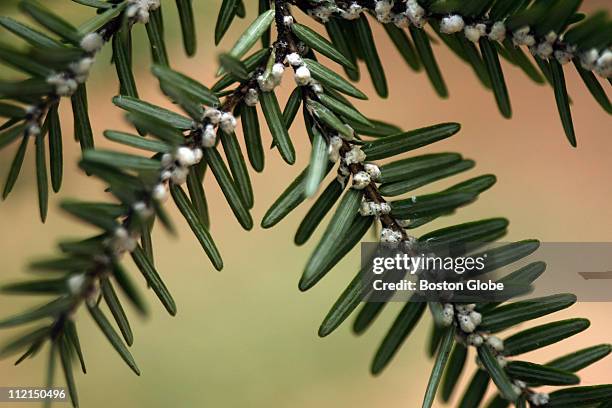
204, 108, 222, 125
244, 88, 259, 106
380, 228, 403, 243
533, 41, 554, 59
440, 15, 465, 34
375, 1, 394, 23
442, 303, 455, 326
193, 147, 203, 163
344, 145, 366, 165
285, 53, 303, 67
487, 335, 504, 352
47, 74, 78, 97
458, 314, 476, 333
580, 48, 600, 70
126, 0, 160, 24
257, 74, 276, 92
340, 2, 362, 20
405, 0, 426, 28
202, 125, 217, 147
271, 63, 285, 80
328, 135, 343, 162
469, 311, 482, 326
595, 49, 612, 78
283, 15, 294, 26
529, 393, 549, 406
170, 166, 189, 185
175, 146, 196, 167
80, 32, 104, 53
512, 26, 536, 47
152, 183, 169, 202
307, 5, 335, 23
364, 163, 381, 181
67, 274, 86, 295
161, 152, 173, 168
294, 65, 312, 86
467, 334, 484, 347
220, 112, 237, 134
310, 80, 324, 94
352, 171, 371, 189
488, 21, 506, 42
464, 24, 487, 43
554, 48, 575, 65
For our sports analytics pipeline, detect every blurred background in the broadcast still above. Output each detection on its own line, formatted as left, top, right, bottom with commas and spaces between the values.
0, 1, 611, 407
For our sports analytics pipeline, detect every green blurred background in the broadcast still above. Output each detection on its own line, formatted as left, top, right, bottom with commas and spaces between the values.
0, 1, 611, 407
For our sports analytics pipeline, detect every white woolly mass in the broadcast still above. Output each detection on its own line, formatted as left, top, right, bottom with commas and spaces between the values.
405, 0, 426, 27
27, 124, 41, 137
175, 146, 197, 167
359, 200, 391, 217
307, 5, 335, 23
375, 1, 394, 23
152, 183, 169, 202
529, 393, 550, 406
554, 48, 574, 65
344, 145, 366, 165
80, 32, 104, 53
160, 170, 172, 181
458, 314, 476, 333
47, 74, 78, 97
352, 171, 371, 189
257, 74, 276, 92
202, 124, 217, 147
595, 49, 612, 78
454, 303, 475, 314
464, 24, 487, 43
469, 311, 482, 326
283, 15, 294, 26
467, 333, 484, 347
327, 135, 343, 162
580, 48, 599, 70
392, 14, 409, 28
294, 65, 312, 86
220, 112, 237, 133
133, 201, 153, 219
271, 63, 285, 80
244, 88, 259, 106
487, 336, 504, 352
363, 163, 381, 181
171, 166, 189, 185
285, 52, 303, 67
310, 80, 324, 94
530, 31, 558, 59
161, 152, 173, 168
512, 26, 536, 47
113, 227, 138, 253
442, 303, 455, 326
126, 0, 160, 24
204, 108, 222, 125
496, 355, 508, 368
380, 228, 403, 243
440, 15, 465, 34
193, 147, 203, 163
70, 57, 95, 83
340, 3, 362, 20
488, 21, 506, 42
514, 380, 527, 390
67, 274, 86, 295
